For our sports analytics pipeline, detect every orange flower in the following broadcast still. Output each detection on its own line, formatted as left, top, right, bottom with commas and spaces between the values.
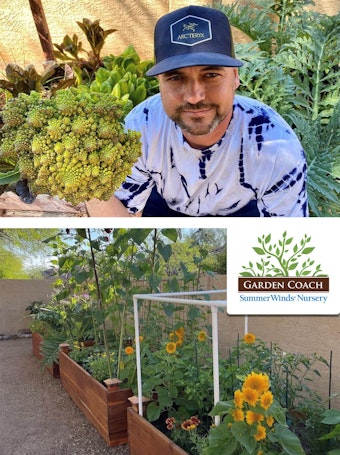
244, 333, 256, 344
266, 415, 275, 427
232, 408, 244, 421
260, 391, 274, 410
234, 389, 245, 408
197, 330, 207, 342
181, 419, 197, 431
125, 346, 134, 355
175, 327, 185, 337
243, 372, 270, 393
254, 424, 266, 441
166, 341, 177, 354
245, 411, 264, 425
242, 387, 260, 407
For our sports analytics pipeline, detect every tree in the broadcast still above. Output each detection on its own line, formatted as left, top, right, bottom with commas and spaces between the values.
0, 229, 58, 278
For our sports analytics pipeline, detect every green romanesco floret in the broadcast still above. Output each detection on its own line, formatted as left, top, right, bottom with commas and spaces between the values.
0, 87, 142, 205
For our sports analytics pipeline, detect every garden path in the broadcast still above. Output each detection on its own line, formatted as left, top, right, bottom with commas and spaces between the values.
0, 337, 129, 455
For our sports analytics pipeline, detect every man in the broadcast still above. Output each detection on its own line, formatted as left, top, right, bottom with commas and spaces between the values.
86, 5, 308, 217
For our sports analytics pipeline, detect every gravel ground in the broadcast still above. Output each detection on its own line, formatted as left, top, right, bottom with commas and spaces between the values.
0, 337, 129, 455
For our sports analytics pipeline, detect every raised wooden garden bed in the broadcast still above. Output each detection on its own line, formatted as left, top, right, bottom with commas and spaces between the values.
127, 407, 187, 455
31, 332, 59, 378
59, 349, 133, 446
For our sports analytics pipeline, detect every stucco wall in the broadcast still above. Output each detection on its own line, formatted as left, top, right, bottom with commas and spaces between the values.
218, 312, 340, 408
0, 0, 338, 72
0, 279, 53, 334
1, 277, 338, 407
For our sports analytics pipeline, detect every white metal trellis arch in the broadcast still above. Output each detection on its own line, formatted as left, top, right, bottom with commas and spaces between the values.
132, 289, 227, 424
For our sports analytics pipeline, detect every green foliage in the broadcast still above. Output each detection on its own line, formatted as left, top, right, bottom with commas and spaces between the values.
90, 45, 159, 116
218, 0, 340, 216
53, 18, 116, 84
319, 408, 340, 455
0, 87, 141, 204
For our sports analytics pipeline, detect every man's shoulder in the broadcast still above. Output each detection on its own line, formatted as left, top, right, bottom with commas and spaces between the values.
125, 93, 164, 123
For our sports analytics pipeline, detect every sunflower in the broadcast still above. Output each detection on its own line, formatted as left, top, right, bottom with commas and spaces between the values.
242, 387, 260, 407
232, 408, 244, 421
266, 415, 275, 427
245, 411, 264, 425
125, 346, 134, 355
244, 333, 256, 344
234, 389, 245, 408
166, 341, 177, 354
254, 424, 266, 441
260, 390, 274, 410
197, 330, 207, 342
243, 372, 270, 393
175, 327, 185, 337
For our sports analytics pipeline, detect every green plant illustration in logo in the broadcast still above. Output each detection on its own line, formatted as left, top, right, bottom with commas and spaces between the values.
240, 231, 327, 277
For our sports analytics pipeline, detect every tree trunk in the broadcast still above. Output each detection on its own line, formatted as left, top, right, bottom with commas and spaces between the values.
28, 0, 55, 61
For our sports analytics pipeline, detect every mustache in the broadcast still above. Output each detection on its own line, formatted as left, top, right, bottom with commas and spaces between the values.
176, 102, 217, 112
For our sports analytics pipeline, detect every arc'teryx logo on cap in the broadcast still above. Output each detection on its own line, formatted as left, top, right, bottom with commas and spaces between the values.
171, 15, 212, 46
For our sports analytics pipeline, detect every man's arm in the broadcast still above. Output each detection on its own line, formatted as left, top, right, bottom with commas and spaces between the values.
85, 195, 142, 217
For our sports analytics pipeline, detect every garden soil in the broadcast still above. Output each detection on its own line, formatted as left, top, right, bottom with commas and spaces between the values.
0, 337, 129, 455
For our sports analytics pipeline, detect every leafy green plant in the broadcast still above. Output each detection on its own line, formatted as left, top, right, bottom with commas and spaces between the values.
205, 372, 306, 455
53, 18, 116, 84
218, 0, 340, 216
319, 408, 340, 455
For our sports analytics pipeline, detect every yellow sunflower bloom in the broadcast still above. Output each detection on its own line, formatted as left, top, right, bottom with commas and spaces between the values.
166, 342, 177, 354
232, 408, 244, 421
266, 415, 275, 427
254, 424, 266, 441
260, 390, 274, 410
243, 372, 270, 393
244, 333, 256, 344
175, 327, 185, 337
242, 387, 260, 407
234, 389, 245, 408
245, 411, 264, 425
197, 330, 207, 342
125, 346, 134, 355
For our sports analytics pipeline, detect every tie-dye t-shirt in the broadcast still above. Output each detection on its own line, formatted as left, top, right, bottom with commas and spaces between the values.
115, 94, 308, 217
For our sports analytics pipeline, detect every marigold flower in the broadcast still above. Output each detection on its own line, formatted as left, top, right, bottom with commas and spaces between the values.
197, 330, 207, 342
242, 387, 260, 407
165, 417, 176, 430
234, 389, 245, 408
166, 341, 177, 354
176, 338, 183, 347
125, 346, 134, 355
232, 408, 244, 421
260, 390, 274, 410
243, 372, 270, 393
244, 333, 256, 344
266, 415, 274, 427
181, 419, 196, 431
254, 424, 266, 441
246, 411, 264, 425
169, 332, 175, 340
190, 416, 200, 426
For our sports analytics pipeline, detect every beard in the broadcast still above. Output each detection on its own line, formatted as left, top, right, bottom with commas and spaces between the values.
169, 102, 226, 136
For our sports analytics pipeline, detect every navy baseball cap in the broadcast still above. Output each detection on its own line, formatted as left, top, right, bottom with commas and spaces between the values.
146, 5, 243, 77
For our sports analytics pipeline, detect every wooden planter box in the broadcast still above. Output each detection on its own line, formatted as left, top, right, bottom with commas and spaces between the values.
59, 349, 133, 446
31, 332, 60, 378
127, 407, 187, 455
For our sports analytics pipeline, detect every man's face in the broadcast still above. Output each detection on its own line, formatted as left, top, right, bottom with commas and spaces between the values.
158, 66, 240, 144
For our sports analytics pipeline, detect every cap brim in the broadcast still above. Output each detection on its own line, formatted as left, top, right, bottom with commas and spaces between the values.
146, 52, 243, 76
